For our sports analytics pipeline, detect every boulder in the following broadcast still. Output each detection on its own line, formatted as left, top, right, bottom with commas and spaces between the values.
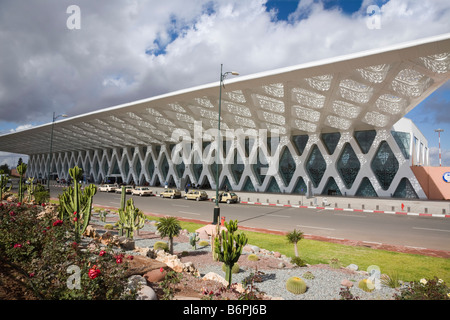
346, 264, 359, 271
125, 254, 167, 277
137, 285, 158, 300
202, 272, 228, 287
144, 269, 167, 283
273, 251, 281, 258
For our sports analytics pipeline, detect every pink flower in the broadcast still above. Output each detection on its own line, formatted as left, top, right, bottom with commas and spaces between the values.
14, 243, 22, 248
160, 267, 164, 272
29, 272, 35, 278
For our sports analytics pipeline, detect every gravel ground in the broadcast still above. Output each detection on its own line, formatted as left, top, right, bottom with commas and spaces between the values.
95, 216, 400, 300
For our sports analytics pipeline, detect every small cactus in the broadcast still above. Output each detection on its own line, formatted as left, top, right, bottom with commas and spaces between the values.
247, 254, 259, 261
358, 279, 375, 292
198, 240, 209, 247
189, 232, 200, 249
286, 277, 307, 294
302, 271, 315, 280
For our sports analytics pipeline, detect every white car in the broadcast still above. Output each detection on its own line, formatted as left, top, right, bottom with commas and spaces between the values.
132, 186, 153, 196
98, 184, 115, 192
115, 185, 133, 194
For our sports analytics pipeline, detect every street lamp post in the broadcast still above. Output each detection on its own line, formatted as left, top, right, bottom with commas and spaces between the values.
47, 112, 68, 190
435, 129, 444, 167
213, 64, 239, 225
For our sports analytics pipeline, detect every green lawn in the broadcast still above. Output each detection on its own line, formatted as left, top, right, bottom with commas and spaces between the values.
143, 215, 450, 284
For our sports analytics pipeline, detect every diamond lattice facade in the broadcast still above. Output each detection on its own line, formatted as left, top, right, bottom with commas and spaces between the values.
1, 34, 449, 199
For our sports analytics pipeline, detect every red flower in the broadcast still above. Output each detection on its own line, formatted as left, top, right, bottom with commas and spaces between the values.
53, 219, 63, 227
29, 272, 35, 278
14, 243, 22, 248
73, 211, 77, 215
9, 211, 15, 216
73, 217, 78, 222
99, 250, 106, 256
127, 255, 134, 260
160, 267, 164, 272
116, 257, 123, 264
88, 265, 101, 279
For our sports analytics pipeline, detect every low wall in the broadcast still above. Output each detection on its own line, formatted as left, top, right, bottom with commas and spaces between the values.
411, 166, 450, 200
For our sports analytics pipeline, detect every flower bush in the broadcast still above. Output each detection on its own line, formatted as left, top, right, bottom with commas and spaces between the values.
0, 201, 136, 300
395, 277, 450, 300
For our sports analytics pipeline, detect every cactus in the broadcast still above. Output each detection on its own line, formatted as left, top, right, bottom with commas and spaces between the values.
0, 171, 12, 200
26, 177, 35, 203
117, 198, 145, 239
118, 185, 126, 236
189, 232, 200, 249
286, 277, 307, 294
358, 279, 375, 292
16, 163, 27, 203
302, 271, 315, 280
214, 219, 248, 288
247, 254, 259, 261
58, 166, 97, 242
222, 262, 240, 274
97, 209, 109, 222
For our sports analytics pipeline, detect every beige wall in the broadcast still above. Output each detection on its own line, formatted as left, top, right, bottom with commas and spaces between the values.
411, 166, 450, 200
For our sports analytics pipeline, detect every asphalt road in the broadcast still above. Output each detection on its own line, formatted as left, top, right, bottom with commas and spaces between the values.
56, 187, 450, 252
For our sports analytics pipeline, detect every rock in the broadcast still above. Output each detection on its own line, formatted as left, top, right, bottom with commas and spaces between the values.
84, 225, 99, 238
144, 269, 167, 283
346, 264, 359, 271
119, 237, 135, 250
127, 275, 147, 291
278, 262, 286, 269
137, 285, 158, 300
125, 254, 167, 277
341, 279, 353, 288
195, 224, 227, 240
251, 245, 260, 253
273, 251, 281, 258
134, 246, 155, 258
202, 272, 228, 287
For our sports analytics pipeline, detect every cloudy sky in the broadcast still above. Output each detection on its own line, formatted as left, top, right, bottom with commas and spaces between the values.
0, 0, 449, 167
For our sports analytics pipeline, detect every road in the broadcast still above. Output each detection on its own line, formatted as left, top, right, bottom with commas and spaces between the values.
56, 187, 450, 252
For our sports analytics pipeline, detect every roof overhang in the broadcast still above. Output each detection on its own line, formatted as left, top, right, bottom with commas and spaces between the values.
1, 33, 450, 155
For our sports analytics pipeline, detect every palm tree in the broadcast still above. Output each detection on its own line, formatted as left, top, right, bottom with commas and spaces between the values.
156, 216, 181, 254
286, 229, 303, 257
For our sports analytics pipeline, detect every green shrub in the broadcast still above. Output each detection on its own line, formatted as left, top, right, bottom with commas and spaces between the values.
154, 241, 169, 252
395, 277, 450, 300
286, 277, 307, 294
247, 254, 259, 261
104, 224, 114, 230
222, 262, 240, 274
329, 258, 341, 269
291, 256, 306, 267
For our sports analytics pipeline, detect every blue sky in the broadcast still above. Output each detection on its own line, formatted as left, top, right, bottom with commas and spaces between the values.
0, 0, 449, 167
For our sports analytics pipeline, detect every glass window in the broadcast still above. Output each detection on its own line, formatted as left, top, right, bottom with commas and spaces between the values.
354, 130, 376, 154
337, 143, 360, 189
306, 144, 326, 188
279, 147, 296, 186
355, 177, 378, 197
321, 177, 342, 196
371, 141, 399, 190
292, 135, 309, 156
393, 178, 418, 199
266, 176, 281, 193
292, 177, 307, 195
231, 150, 244, 184
242, 176, 255, 192
321, 132, 341, 155
391, 131, 411, 159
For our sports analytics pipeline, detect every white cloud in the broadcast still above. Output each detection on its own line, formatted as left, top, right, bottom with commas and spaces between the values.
429, 147, 450, 167
9, 124, 34, 133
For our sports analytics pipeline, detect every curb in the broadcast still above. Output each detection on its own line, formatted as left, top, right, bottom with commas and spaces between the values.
239, 201, 450, 218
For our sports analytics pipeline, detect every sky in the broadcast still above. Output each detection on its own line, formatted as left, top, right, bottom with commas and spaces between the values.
0, 0, 449, 167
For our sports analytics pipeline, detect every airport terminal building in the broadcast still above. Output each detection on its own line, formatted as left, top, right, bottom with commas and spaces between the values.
1, 35, 449, 200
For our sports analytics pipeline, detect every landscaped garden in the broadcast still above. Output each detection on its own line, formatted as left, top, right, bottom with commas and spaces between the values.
0, 165, 449, 300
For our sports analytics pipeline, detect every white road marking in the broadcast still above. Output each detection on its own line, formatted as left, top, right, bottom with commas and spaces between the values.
267, 214, 291, 218
297, 225, 335, 231
178, 211, 200, 215
413, 227, 450, 233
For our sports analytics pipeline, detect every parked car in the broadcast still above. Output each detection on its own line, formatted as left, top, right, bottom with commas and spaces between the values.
160, 189, 181, 199
132, 186, 153, 196
115, 185, 133, 194
211, 192, 238, 204
184, 190, 208, 201
98, 184, 115, 192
